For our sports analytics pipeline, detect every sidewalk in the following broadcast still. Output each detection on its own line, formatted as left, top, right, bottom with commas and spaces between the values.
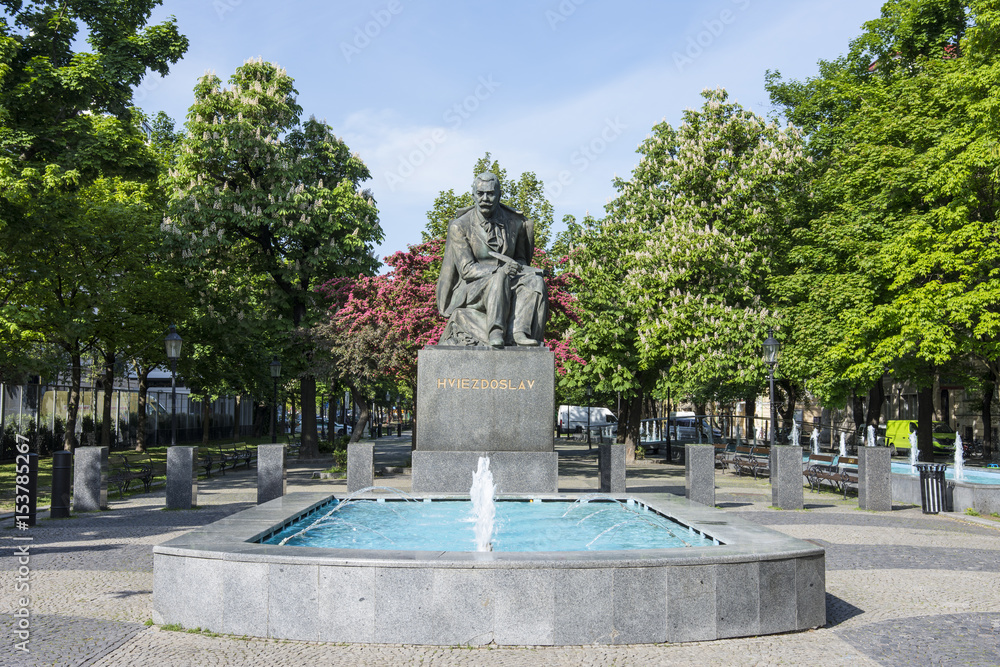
3, 439, 999, 666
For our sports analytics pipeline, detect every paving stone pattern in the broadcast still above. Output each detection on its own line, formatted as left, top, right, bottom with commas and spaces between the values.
1, 435, 998, 666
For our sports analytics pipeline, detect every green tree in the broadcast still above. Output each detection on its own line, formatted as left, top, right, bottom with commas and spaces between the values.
623, 89, 809, 415
166, 59, 383, 458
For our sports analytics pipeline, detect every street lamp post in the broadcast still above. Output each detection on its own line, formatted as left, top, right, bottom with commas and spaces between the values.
763, 329, 780, 449
269, 358, 281, 443
164, 325, 183, 447
586, 384, 593, 449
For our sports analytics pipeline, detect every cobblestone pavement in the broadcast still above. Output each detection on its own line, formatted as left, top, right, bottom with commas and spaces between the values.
2, 437, 999, 666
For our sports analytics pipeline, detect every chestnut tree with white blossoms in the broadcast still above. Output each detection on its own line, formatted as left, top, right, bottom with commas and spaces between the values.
622, 89, 810, 413
164, 58, 383, 457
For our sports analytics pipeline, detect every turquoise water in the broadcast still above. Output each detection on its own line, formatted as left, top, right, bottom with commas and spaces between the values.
263, 498, 719, 552
891, 462, 1000, 485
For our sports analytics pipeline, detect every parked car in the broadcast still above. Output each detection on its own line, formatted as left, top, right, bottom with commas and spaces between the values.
558, 405, 617, 435
884, 420, 955, 456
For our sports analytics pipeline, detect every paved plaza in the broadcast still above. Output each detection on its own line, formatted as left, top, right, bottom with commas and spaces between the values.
3, 437, 1000, 666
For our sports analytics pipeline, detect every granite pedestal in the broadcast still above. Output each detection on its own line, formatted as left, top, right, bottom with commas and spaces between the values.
412, 346, 558, 494
771, 445, 804, 510
257, 444, 286, 505
685, 444, 715, 507
347, 442, 374, 493
166, 446, 198, 510
858, 446, 892, 511
599, 444, 626, 494
73, 446, 108, 512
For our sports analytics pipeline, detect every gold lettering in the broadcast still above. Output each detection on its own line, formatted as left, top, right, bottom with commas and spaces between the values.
438, 379, 446, 389
472, 379, 480, 389
518, 381, 526, 391
499, 379, 508, 390
448, 379, 456, 388
461, 379, 470, 390
527, 380, 536, 390
481, 378, 489, 389
490, 379, 499, 389
509, 378, 517, 390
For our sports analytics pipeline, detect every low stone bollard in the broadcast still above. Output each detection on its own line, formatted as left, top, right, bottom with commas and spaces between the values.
598, 443, 626, 494
858, 446, 892, 511
73, 446, 108, 512
348, 442, 374, 493
772, 445, 804, 510
685, 444, 715, 507
166, 446, 198, 510
257, 444, 286, 505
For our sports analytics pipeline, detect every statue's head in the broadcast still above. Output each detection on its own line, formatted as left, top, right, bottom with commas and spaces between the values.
473, 172, 500, 218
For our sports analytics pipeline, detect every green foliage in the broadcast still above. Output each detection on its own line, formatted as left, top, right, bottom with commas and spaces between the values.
621, 89, 810, 404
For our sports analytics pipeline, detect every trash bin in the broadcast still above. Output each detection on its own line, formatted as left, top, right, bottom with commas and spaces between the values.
915, 463, 948, 514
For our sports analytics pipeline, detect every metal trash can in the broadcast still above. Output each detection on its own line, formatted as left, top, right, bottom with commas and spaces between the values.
915, 463, 948, 514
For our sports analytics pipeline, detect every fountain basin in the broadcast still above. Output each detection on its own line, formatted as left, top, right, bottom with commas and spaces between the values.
152, 491, 825, 645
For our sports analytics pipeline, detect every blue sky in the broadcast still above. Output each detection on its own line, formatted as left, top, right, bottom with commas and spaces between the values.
140, 0, 886, 261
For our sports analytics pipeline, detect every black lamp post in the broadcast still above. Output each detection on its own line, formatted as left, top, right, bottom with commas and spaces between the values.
164, 325, 183, 447
763, 329, 780, 449
586, 384, 593, 449
269, 357, 281, 443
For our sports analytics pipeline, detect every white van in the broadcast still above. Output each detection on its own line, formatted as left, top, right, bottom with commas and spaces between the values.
558, 405, 617, 435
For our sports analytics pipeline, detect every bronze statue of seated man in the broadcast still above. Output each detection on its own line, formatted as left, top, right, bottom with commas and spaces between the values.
435, 172, 548, 348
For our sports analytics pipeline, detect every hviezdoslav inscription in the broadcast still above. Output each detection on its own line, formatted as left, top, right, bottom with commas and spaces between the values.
436, 172, 549, 348
437, 378, 537, 391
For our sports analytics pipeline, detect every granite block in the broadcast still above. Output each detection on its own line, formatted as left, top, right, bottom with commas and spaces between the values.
430, 569, 496, 645
715, 561, 760, 639
772, 446, 804, 510
374, 566, 435, 644
891, 472, 921, 506
267, 564, 319, 640
411, 451, 558, 494
220, 560, 267, 636
599, 444, 627, 494
347, 442, 374, 493
166, 446, 197, 510
416, 346, 554, 452
72, 446, 108, 512
257, 444, 286, 505
153, 555, 223, 631
612, 567, 667, 644
553, 568, 614, 645
685, 445, 716, 507
858, 447, 892, 511
317, 566, 376, 643
667, 564, 718, 642
795, 554, 827, 629
493, 568, 555, 645
758, 558, 797, 635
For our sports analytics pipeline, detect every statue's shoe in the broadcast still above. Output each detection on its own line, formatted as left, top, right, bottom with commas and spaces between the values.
513, 332, 539, 346
488, 331, 505, 348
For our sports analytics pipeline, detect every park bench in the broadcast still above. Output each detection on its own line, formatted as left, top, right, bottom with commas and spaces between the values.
803, 454, 859, 499
733, 445, 770, 479
715, 442, 737, 471
839, 456, 859, 498
214, 442, 253, 473
286, 437, 301, 458
109, 453, 165, 498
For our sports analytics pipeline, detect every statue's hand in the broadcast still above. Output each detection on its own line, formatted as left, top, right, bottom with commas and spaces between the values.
503, 261, 519, 277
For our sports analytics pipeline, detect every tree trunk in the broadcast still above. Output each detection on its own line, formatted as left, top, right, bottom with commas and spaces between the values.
63, 346, 82, 450
917, 384, 934, 462
202, 398, 211, 446
777, 379, 797, 435
866, 380, 885, 428
851, 391, 865, 445
100, 352, 115, 448
744, 391, 755, 443
983, 369, 996, 461
411, 391, 417, 451
348, 384, 370, 445
299, 375, 319, 458
135, 368, 150, 452
623, 390, 643, 464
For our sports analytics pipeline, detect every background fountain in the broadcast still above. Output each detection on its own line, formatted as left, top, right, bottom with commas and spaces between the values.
470, 456, 496, 551
840, 431, 848, 458
955, 433, 965, 481
909, 431, 918, 471
811, 429, 820, 455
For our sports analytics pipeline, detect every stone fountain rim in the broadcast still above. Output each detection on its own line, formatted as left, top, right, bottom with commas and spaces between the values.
153, 491, 823, 567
